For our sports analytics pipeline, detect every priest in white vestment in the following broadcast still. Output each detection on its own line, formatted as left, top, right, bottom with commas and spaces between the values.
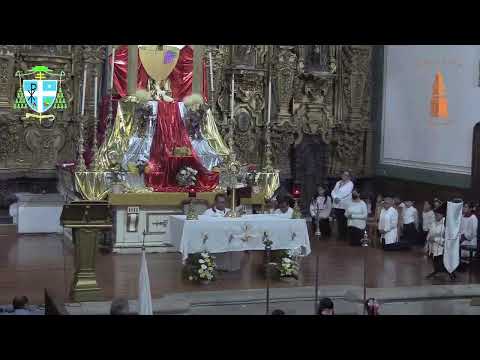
274, 198, 293, 218
425, 203, 449, 279
203, 194, 230, 217
378, 197, 399, 250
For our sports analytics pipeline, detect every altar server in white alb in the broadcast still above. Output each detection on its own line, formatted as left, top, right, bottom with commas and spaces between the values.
274, 197, 294, 218
402, 200, 419, 244
425, 203, 449, 279
203, 194, 230, 217
460, 202, 478, 256
331, 171, 354, 241
378, 197, 399, 250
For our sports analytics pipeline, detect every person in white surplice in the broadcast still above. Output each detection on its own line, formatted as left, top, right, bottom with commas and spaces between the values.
331, 171, 354, 241
378, 197, 399, 250
460, 202, 478, 257
425, 203, 455, 280
203, 194, 230, 217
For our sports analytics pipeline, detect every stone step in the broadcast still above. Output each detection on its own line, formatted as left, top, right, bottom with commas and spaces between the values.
0, 224, 16, 238
0, 216, 13, 224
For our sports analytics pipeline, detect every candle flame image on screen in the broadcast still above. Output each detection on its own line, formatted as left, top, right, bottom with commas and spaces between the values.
430, 72, 448, 118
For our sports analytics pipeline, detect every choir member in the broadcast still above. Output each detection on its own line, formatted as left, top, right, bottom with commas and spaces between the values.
460, 202, 478, 257
425, 203, 454, 280
421, 200, 435, 245
274, 197, 294, 218
331, 171, 354, 241
378, 197, 399, 250
345, 190, 368, 246
203, 194, 230, 217
402, 200, 419, 244
309, 185, 332, 237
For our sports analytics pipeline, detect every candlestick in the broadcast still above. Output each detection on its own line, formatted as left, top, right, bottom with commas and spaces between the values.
93, 75, 98, 119
81, 64, 87, 116
230, 73, 235, 120
110, 46, 115, 91
77, 117, 86, 171
267, 73, 272, 125
209, 51, 214, 92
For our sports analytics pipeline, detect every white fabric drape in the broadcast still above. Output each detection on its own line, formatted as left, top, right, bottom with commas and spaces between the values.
443, 201, 463, 274
138, 250, 153, 315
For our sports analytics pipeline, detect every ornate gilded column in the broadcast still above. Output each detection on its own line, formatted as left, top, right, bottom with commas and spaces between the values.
275, 46, 297, 126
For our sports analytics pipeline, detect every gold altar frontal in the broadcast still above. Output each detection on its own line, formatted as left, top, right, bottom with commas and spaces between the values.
109, 191, 220, 206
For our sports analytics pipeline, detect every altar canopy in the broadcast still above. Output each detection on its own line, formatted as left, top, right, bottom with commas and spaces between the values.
168, 214, 311, 262
145, 101, 219, 192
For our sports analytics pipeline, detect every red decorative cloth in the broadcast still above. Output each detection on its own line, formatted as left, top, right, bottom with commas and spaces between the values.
110, 45, 149, 98
145, 100, 219, 192
168, 46, 193, 101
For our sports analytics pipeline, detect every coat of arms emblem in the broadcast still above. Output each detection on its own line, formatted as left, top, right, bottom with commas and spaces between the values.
14, 65, 67, 121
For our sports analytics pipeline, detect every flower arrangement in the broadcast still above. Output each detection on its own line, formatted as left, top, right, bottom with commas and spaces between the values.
183, 252, 217, 283
176, 166, 198, 187
270, 250, 300, 280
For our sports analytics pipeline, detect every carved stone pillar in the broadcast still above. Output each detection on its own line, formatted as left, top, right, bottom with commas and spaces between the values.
275, 46, 297, 126
127, 45, 138, 97
192, 45, 205, 95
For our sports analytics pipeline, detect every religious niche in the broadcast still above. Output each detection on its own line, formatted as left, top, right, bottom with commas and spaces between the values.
304, 45, 337, 74
231, 45, 256, 68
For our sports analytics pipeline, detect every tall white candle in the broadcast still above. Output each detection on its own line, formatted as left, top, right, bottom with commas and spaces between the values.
93, 75, 98, 119
230, 73, 235, 120
267, 74, 272, 125
208, 51, 214, 92
110, 47, 115, 91
81, 65, 87, 116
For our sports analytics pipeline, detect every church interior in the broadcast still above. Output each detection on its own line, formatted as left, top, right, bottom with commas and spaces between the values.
2, 45, 480, 315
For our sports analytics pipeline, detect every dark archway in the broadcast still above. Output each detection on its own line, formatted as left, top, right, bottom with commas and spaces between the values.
293, 134, 329, 213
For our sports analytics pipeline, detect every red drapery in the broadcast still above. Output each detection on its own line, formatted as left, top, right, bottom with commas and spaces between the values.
110, 45, 149, 98
168, 46, 193, 101
145, 101, 219, 192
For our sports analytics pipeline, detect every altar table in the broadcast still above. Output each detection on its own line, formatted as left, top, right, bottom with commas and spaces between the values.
168, 214, 311, 262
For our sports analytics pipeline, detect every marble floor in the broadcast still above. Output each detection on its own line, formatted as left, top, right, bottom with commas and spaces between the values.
1, 231, 479, 305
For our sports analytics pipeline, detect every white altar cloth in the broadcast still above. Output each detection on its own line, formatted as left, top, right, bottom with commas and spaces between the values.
168, 214, 311, 261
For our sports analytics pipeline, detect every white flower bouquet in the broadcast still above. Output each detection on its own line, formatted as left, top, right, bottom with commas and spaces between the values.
176, 166, 198, 187
183, 251, 217, 283
270, 250, 300, 279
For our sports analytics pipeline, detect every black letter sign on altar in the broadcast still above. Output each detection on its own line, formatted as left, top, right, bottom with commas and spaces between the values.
472, 122, 480, 198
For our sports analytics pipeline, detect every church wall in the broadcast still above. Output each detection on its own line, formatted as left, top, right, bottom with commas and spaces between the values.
373, 45, 478, 189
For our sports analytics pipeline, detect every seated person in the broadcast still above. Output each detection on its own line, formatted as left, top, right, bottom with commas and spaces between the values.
110, 298, 130, 315
203, 194, 230, 217
460, 202, 478, 257
271, 309, 285, 315
9, 296, 32, 315
317, 298, 334, 315
274, 197, 293, 218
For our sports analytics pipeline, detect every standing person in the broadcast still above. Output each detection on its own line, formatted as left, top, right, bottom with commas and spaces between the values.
393, 197, 405, 239
309, 185, 332, 237
402, 200, 419, 244
331, 171, 354, 241
433, 198, 442, 210
421, 200, 435, 245
345, 190, 368, 246
425, 203, 454, 280
378, 197, 400, 250
460, 202, 478, 257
